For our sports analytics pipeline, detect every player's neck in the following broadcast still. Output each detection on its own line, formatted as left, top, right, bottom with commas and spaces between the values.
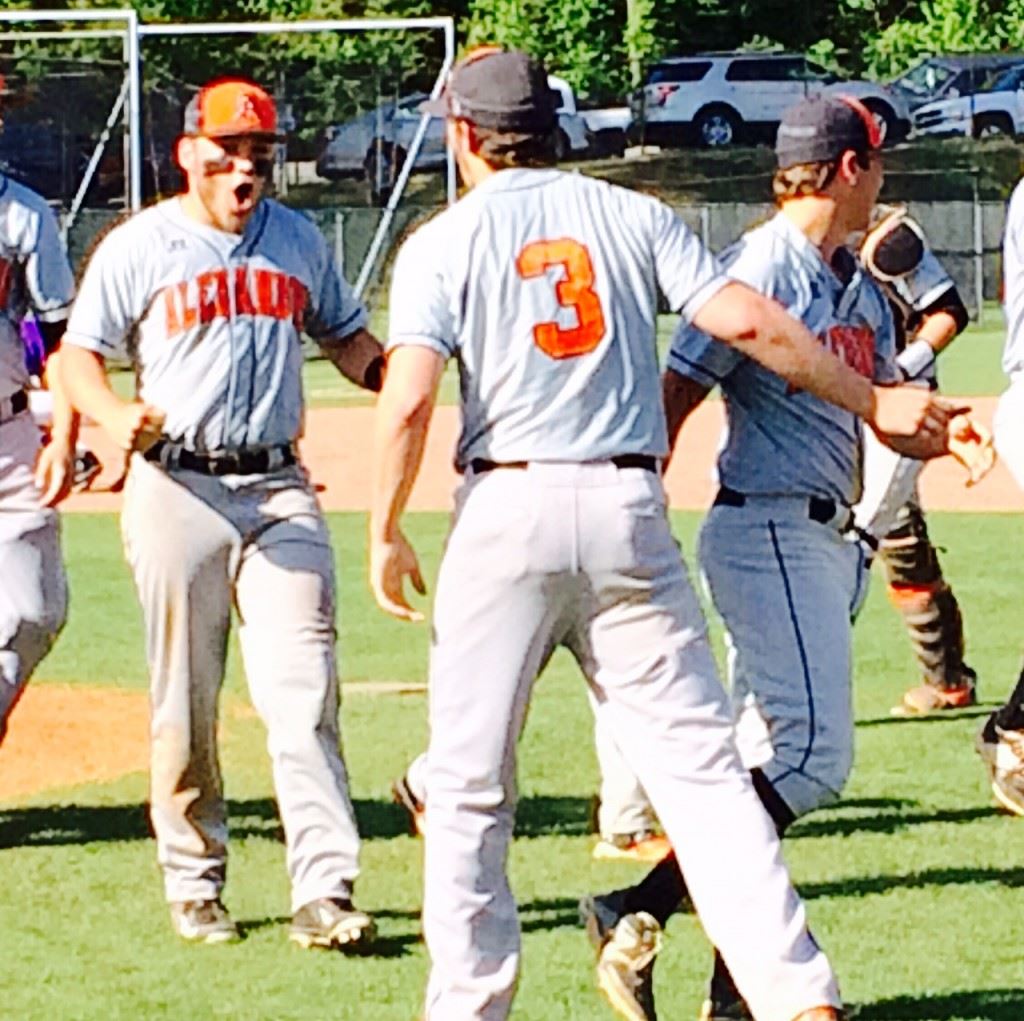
456, 148, 499, 190
779, 197, 850, 263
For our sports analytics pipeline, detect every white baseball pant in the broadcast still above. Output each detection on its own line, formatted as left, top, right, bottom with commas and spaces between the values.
995, 377, 1024, 490
121, 455, 361, 911
0, 408, 67, 740
699, 496, 870, 819
423, 462, 840, 1021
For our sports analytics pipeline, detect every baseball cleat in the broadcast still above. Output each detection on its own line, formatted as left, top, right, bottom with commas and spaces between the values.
289, 897, 376, 950
169, 899, 240, 944
698, 998, 752, 1020
976, 713, 1024, 817
593, 831, 671, 863
892, 677, 977, 717
595, 911, 661, 1021
391, 773, 426, 836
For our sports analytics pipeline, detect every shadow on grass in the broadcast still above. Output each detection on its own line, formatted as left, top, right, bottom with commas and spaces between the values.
857, 705, 996, 728
790, 805, 994, 839
0, 794, 594, 849
851, 988, 1024, 1020
802, 864, 1024, 902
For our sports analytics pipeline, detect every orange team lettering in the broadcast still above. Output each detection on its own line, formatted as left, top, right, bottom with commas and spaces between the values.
515, 238, 606, 359
0, 259, 12, 307
162, 268, 309, 339
825, 325, 875, 379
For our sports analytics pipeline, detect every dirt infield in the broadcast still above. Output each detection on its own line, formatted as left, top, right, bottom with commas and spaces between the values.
63, 398, 1021, 514
0, 685, 151, 802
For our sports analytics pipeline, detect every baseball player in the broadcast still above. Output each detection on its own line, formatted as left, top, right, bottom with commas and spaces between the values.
0, 164, 77, 742
975, 173, 1024, 815
59, 78, 383, 948
853, 206, 979, 716
581, 96, 968, 1021
371, 48, 945, 1021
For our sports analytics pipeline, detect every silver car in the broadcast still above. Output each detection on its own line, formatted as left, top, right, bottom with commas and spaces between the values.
316, 81, 592, 187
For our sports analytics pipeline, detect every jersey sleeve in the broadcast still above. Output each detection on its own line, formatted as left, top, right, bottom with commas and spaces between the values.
666, 235, 770, 386
386, 224, 456, 359
63, 230, 137, 360
649, 199, 729, 320
303, 226, 368, 341
24, 200, 74, 323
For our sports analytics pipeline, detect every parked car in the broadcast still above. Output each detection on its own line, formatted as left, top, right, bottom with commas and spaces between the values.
890, 53, 1024, 113
316, 78, 594, 194
548, 75, 630, 157
912, 62, 1024, 138
632, 52, 911, 148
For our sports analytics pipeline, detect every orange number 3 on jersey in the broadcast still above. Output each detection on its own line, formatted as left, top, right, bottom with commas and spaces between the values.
516, 238, 607, 359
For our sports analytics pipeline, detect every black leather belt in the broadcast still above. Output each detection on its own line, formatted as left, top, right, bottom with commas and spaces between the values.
0, 389, 28, 421
470, 454, 659, 475
713, 485, 849, 527
144, 440, 296, 476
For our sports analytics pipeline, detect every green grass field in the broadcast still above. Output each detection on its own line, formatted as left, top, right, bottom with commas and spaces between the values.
3, 508, 1024, 1020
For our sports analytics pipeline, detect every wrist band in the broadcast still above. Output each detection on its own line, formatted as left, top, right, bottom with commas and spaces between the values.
897, 337, 936, 381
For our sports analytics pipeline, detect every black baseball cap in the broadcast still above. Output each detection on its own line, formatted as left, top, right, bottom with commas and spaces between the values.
775, 95, 881, 169
421, 47, 558, 132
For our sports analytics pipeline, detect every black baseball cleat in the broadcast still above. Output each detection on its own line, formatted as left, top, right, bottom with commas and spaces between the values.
72, 448, 102, 492
289, 897, 376, 950
579, 890, 630, 951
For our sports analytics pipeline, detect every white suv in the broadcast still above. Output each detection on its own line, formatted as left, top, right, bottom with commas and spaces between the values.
635, 53, 910, 148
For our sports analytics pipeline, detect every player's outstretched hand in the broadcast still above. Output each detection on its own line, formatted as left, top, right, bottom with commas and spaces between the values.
34, 437, 74, 507
870, 384, 953, 438
370, 530, 426, 622
104, 401, 166, 453
948, 414, 996, 486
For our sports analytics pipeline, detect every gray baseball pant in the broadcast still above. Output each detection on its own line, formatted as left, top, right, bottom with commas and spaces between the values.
0, 410, 67, 741
422, 462, 839, 1021
121, 455, 361, 911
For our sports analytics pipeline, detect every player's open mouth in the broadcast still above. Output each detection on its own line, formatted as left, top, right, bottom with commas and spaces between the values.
234, 182, 255, 208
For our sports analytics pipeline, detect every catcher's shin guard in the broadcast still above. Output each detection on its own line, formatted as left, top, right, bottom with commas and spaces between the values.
878, 505, 971, 690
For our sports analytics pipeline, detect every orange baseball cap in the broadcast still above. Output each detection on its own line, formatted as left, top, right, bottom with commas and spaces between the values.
183, 78, 279, 138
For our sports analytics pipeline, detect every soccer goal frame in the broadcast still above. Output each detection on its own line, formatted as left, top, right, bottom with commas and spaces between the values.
137, 17, 457, 298
0, 8, 141, 235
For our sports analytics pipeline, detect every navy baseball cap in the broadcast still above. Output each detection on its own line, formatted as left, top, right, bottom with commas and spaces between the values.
775, 95, 881, 169
421, 47, 558, 132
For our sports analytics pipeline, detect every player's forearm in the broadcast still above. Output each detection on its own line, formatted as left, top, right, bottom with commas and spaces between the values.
320, 327, 386, 392
370, 348, 444, 544
713, 286, 875, 420
371, 398, 432, 544
878, 428, 948, 460
59, 345, 127, 433
42, 349, 80, 449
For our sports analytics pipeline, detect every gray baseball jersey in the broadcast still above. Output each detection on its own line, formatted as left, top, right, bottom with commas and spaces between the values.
388, 168, 726, 467
64, 197, 366, 450
0, 176, 75, 400
0, 173, 73, 737
668, 211, 900, 506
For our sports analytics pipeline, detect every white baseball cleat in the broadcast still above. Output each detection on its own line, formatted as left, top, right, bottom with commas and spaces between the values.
976, 714, 1024, 817
289, 897, 376, 950
595, 911, 662, 1021
169, 899, 240, 944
